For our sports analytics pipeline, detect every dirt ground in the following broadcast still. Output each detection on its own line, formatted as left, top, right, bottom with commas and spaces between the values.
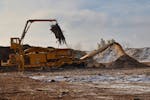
0, 67, 150, 100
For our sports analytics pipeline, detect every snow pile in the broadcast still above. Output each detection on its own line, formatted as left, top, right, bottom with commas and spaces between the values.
94, 47, 150, 63
126, 47, 150, 62
94, 47, 118, 63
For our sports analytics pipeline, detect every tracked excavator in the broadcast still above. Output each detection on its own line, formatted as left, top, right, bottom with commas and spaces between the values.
1, 19, 126, 71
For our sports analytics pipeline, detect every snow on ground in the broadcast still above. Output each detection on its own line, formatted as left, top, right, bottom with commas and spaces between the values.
30, 74, 150, 83
29, 74, 150, 94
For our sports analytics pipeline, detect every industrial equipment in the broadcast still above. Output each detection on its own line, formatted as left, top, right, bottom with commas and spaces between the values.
7, 19, 83, 71
1, 19, 126, 71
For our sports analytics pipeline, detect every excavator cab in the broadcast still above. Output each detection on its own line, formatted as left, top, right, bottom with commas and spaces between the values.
10, 38, 21, 50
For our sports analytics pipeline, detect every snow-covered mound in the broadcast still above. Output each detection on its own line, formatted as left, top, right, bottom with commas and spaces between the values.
126, 48, 150, 62
94, 47, 150, 63
94, 47, 118, 63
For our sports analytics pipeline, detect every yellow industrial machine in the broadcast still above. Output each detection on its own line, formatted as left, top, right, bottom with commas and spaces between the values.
1, 19, 126, 71
7, 19, 82, 71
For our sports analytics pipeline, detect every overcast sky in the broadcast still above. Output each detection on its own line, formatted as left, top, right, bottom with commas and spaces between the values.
0, 0, 150, 50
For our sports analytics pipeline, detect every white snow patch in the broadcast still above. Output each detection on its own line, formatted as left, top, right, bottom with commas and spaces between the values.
29, 74, 150, 83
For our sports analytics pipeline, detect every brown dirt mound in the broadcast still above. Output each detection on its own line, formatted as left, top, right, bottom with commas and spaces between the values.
110, 54, 149, 68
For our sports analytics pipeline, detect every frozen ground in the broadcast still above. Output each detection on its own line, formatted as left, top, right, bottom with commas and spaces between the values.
0, 68, 150, 100
30, 74, 150, 84
30, 73, 150, 94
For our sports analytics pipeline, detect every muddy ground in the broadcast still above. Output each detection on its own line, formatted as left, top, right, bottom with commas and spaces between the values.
0, 67, 150, 100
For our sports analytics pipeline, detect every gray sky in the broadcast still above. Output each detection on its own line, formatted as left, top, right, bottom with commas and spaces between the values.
0, 0, 150, 50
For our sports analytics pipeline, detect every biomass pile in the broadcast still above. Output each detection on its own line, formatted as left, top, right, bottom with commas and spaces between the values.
109, 54, 149, 68
95, 47, 150, 63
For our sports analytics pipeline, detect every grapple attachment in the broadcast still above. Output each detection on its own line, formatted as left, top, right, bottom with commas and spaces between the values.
51, 23, 66, 45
